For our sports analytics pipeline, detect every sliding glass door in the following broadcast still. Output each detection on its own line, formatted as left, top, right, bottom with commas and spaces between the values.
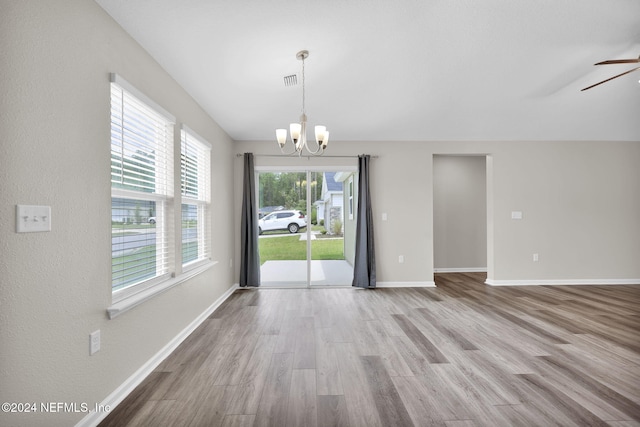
257, 169, 356, 287
309, 171, 355, 286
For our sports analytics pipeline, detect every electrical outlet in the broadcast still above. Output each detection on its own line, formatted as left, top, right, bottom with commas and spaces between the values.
533, 253, 539, 262
90, 330, 101, 355
399, 255, 404, 264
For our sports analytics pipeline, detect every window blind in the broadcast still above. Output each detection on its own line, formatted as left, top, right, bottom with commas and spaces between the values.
181, 127, 211, 266
110, 76, 174, 294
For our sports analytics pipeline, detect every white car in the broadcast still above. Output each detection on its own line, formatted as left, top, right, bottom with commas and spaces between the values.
258, 210, 306, 234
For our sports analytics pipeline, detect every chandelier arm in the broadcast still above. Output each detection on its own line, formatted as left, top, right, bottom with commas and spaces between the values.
278, 142, 299, 156
303, 139, 324, 155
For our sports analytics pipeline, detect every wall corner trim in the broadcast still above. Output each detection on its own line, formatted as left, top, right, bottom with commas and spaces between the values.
485, 278, 640, 286
76, 283, 239, 427
377, 281, 436, 288
434, 268, 487, 273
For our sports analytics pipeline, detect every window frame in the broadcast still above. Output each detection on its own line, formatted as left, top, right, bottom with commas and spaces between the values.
107, 74, 216, 318
110, 74, 176, 304
180, 126, 212, 271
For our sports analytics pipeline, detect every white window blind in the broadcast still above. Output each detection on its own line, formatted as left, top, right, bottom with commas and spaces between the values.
110, 75, 174, 296
181, 127, 211, 267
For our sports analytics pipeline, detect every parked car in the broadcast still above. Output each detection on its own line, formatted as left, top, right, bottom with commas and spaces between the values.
148, 217, 156, 224
258, 210, 306, 234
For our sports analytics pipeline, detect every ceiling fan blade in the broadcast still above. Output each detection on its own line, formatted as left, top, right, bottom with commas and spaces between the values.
581, 66, 640, 91
595, 59, 640, 65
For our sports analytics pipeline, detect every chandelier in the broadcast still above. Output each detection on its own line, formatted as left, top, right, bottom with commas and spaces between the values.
276, 50, 329, 156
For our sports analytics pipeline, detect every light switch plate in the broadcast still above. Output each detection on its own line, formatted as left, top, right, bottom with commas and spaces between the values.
511, 211, 523, 220
16, 205, 52, 233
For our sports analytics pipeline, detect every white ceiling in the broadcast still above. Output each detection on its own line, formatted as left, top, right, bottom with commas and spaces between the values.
95, 0, 640, 142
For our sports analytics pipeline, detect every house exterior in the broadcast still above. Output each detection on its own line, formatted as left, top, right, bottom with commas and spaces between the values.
333, 171, 357, 266
317, 172, 344, 235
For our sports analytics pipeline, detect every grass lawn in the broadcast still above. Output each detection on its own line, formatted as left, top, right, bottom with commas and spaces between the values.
259, 235, 344, 265
112, 245, 156, 290
112, 242, 196, 290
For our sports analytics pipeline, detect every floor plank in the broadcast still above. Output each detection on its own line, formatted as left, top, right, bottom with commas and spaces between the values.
99, 274, 640, 427
360, 355, 414, 427
253, 352, 293, 427
286, 369, 317, 427
317, 395, 350, 427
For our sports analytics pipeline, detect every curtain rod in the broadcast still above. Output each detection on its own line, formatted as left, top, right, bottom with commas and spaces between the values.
235, 154, 378, 159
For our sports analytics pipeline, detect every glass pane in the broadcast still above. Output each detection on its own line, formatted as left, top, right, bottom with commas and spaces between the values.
258, 171, 308, 287
181, 137, 199, 198
309, 171, 354, 287
110, 84, 172, 195
182, 204, 198, 265
111, 198, 157, 291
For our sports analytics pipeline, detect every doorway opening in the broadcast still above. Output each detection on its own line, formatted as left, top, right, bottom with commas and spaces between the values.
433, 155, 488, 275
257, 169, 357, 287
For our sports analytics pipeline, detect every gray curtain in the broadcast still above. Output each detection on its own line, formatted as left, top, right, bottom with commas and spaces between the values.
239, 153, 260, 287
352, 154, 376, 288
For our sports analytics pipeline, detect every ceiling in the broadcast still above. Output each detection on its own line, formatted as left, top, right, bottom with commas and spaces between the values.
95, 0, 640, 142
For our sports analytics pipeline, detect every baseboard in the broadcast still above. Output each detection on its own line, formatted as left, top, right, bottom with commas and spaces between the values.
485, 278, 640, 286
377, 281, 436, 288
434, 268, 487, 273
75, 283, 239, 427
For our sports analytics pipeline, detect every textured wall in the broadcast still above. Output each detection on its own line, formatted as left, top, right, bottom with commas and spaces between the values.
0, 1, 235, 426
234, 140, 640, 284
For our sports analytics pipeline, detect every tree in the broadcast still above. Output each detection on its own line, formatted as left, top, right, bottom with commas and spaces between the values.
258, 171, 324, 214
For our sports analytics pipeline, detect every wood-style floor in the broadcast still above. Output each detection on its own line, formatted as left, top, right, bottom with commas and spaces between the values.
99, 273, 640, 427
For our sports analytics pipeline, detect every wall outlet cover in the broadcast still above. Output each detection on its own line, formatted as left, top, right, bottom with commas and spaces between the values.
90, 330, 101, 355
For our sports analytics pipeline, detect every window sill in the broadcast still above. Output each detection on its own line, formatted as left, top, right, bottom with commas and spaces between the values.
107, 260, 217, 319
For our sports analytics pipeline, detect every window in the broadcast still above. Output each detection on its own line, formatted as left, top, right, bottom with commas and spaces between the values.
110, 74, 175, 298
180, 127, 211, 268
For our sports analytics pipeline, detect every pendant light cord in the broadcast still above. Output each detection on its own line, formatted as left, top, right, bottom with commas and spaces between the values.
301, 57, 306, 116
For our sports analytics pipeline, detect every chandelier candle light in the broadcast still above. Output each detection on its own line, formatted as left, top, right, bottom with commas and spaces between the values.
276, 50, 329, 156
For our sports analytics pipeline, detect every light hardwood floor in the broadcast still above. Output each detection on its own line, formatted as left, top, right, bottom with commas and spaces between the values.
99, 273, 640, 426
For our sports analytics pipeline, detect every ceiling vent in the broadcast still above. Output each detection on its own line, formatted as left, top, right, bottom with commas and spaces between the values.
283, 74, 298, 87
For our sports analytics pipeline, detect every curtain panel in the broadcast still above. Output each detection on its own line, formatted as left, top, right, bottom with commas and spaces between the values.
239, 153, 260, 287
352, 154, 376, 288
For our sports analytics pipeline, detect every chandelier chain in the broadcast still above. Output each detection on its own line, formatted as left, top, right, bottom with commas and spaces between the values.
301, 56, 306, 116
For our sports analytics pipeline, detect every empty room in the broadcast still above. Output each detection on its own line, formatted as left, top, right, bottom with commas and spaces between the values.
1, 1, 639, 426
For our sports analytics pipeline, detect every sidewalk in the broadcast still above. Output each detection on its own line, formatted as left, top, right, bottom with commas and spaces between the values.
260, 260, 353, 287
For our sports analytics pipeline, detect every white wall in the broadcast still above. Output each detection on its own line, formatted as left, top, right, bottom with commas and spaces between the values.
433, 156, 487, 271
0, 2, 235, 426
234, 140, 640, 285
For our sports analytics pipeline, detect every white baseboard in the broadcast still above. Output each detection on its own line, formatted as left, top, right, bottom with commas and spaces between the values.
485, 278, 640, 286
434, 268, 487, 273
76, 284, 239, 427
377, 281, 436, 288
